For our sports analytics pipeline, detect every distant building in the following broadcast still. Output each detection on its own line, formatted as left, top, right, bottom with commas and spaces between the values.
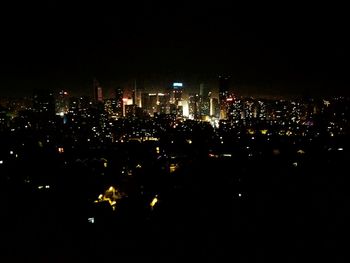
93, 79, 103, 102
157, 93, 170, 114
32, 90, 55, 117
172, 82, 183, 106
115, 87, 124, 117
141, 93, 158, 116
211, 98, 220, 118
188, 93, 200, 119
218, 76, 231, 119
199, 83, 211, 118
55, 90, 69, 115
125, 104, 137, 118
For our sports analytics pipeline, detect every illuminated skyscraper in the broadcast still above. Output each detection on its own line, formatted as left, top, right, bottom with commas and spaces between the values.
189, 93, 200, 119
115, 87, 124, 117
93, 78, 103, 102
157, 93, 170, 114
172, 82, 183, 106
55, 90, 69, 115
211, 98, 220, 118
218, 75, 231, 119
172, 82, 183, 116
199, 83, 211, 118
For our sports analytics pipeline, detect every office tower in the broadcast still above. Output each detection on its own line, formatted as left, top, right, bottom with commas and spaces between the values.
211, 98, 220, 118
56, 90, 69, 115
200, 83, 210, 98
189, 93, 200, 119
115, 87, 124, 117
199, 83, 211, 118
93, 79, 103, 102
157, 93, 170, 114
132, 80, 137, 106
218, 75, 231, 119
141, 92, 150, 112
172, 82, 183, 106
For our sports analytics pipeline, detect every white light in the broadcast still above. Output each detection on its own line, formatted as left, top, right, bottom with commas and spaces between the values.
338, 148, 344, 151
10, 151, 14, 155
38, 186, 44, 189
88, 217, 95, 224
238, 193, 242, 197
0, 160, 3, 164
173, 82, 183, 87
45, 185, 50, 189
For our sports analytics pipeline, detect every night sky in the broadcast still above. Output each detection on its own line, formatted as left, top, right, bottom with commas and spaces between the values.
0, 1, 348, 97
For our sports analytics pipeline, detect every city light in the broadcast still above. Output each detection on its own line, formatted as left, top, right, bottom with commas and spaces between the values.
150, 196, 158, 210
173, 83, 183, 87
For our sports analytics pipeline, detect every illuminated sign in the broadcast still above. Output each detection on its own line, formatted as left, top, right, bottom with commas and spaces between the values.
173, 82, 183, 87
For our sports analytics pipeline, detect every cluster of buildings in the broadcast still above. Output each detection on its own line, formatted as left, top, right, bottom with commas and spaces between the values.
0, 77, 349, 141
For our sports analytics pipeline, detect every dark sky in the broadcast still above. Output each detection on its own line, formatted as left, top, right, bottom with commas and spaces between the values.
0, 1, 348, 97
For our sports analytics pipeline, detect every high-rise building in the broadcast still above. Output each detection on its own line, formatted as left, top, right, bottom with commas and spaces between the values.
199, 83, 211, 118
115, 87, 124, 117
218, 75, 231, 119
93, 79, 103, 102
172, 83, 183, 106
157, 93, 170, 114
200, 83, 210, 98
188, 93, 200, 119
211, 98, 220, 118
141, 93, 158, 116
56, 90, 69, 115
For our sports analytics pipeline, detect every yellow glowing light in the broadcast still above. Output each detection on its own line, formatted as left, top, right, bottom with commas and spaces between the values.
187, 139, 192, 144
150, 196, 158, 208
260, 129, 268, 135
136, 164, 142, 168
156, 147, 160, 154
58, 147, 64, 153
98, 194, 103, 200
103, 162, 108, 168
108, 186, 115, 192
169, 163, 177, 173
247, 129, 255, 135
297, 149, 305, 155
